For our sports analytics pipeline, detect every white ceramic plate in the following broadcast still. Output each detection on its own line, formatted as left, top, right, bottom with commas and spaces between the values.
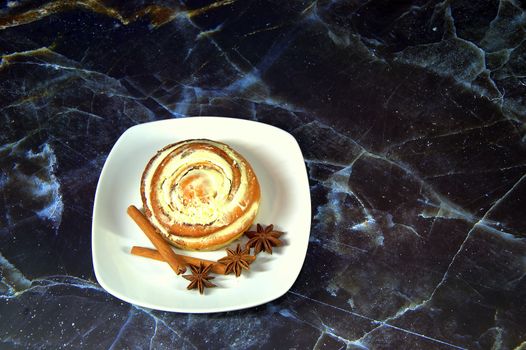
92, 117, 311, 313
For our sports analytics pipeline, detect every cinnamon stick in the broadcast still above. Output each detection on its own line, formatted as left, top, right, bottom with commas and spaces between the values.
127, 205, 186, 275
130, 246, 227, 275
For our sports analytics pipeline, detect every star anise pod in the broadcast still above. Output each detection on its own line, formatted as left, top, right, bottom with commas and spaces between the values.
218, 244, 256, 277
245, 224, 283, 254
182, 262, 216, 294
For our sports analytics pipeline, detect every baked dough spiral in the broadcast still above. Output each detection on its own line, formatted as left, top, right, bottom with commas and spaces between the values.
141, 139, 260, 251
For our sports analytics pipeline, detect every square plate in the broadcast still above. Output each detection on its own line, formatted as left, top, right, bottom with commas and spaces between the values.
92, 117, 311, 313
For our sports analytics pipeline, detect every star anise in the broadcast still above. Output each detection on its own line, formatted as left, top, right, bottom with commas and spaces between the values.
182, 262, 216, 294
218, 244, 256, 277
245, 224, 283, 254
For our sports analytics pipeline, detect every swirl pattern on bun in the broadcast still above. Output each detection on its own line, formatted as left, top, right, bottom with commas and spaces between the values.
141, 139, 260, 251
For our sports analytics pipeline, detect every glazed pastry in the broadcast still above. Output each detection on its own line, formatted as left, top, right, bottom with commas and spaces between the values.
141, 139, 260, 251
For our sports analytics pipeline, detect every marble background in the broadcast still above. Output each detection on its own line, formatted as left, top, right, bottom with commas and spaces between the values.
1, 0, 525, 349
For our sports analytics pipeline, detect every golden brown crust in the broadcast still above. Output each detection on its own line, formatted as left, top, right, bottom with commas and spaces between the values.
140, 139, 260, 251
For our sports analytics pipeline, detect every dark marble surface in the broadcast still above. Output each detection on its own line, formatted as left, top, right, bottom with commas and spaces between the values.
1, 0, 525, 349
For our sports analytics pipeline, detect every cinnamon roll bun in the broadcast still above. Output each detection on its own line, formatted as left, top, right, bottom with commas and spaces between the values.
140, 139, 260, 251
